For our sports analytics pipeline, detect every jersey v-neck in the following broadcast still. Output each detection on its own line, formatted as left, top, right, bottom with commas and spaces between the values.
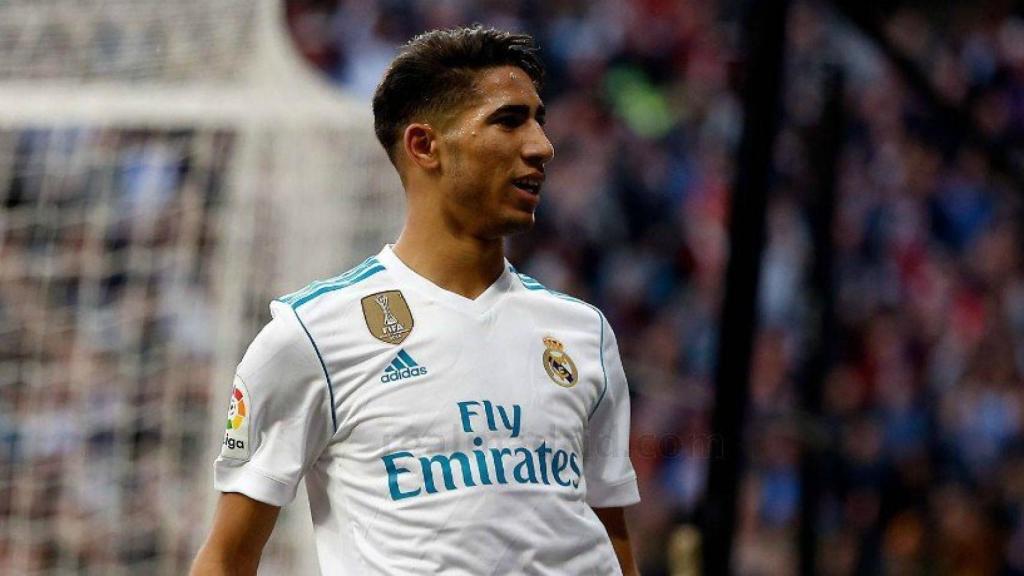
376, 244, 514, 316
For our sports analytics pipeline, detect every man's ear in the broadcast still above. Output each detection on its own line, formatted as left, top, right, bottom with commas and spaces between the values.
402, 123, 440, 171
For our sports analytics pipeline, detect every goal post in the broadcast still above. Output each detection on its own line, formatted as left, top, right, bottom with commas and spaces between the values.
0, 1, 403, 574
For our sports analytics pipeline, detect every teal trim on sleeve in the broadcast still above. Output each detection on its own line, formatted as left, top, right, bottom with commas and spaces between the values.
290, 265, 385, 309
551, 293, 607, 419
587, 313, 608, 419
289, 307, 338, 433
278, 256, 380, 306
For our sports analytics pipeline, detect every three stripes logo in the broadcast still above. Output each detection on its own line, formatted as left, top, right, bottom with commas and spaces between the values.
380, 349, 428, 383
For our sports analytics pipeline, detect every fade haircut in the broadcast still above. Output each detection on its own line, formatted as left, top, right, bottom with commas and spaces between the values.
372, 26, 544, 165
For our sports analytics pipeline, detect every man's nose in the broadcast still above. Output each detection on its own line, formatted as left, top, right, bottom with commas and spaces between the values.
523, 122, 554, 167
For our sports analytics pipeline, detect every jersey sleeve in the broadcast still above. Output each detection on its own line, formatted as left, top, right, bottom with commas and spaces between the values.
583, 318, 640, 508
213, 301, 335, 507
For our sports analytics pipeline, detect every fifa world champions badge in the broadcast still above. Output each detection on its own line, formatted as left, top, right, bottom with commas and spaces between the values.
542, 336, 578, 387
221, 376, 251, 460
361, 290, 414, 345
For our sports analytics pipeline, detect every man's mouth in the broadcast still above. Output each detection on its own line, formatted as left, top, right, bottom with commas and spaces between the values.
511, 175, 544, 195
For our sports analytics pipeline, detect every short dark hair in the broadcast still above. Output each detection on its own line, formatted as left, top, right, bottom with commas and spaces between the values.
372, 26, 545, 164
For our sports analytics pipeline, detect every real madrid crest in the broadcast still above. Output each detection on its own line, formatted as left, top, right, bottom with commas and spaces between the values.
542, 336, 578, 387
361, 290, 414, 345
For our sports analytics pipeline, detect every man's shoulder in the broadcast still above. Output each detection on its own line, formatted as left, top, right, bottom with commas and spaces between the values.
508, 266, 609, 327
242, 253, 395, 379
273, 254, 392, 315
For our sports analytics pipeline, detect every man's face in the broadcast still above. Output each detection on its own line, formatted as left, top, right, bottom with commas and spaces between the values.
436, 65, 554, 239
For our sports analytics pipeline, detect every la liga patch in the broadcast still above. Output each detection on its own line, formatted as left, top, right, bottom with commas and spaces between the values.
220, 375, 251, 460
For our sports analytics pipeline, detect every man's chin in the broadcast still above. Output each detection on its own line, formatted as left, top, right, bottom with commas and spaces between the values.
489, 213, 536, 238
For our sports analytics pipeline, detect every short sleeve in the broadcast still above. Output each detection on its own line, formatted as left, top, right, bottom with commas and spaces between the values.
213, 302, 334, 507
583, 319, 640, 508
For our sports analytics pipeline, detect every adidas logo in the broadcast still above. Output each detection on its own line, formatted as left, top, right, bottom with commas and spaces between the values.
380, 349, 428, 383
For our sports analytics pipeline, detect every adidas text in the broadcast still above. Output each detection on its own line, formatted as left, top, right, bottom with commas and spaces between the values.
381, 366, 428, 383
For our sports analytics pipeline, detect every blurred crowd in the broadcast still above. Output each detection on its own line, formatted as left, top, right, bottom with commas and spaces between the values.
283, 1, 1024, 574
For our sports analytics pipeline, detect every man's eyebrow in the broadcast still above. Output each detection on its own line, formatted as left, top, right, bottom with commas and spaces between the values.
487, 104, 546, 122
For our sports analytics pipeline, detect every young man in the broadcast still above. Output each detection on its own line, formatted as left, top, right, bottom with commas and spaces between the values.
191, 26, 640, 575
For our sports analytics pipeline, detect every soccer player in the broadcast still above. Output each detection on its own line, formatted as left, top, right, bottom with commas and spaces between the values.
191, 26, 640, 575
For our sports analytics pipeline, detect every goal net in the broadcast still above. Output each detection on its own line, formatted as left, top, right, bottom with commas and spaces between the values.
0, 1, 403, 574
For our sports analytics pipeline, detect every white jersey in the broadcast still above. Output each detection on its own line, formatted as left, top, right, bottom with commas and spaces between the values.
214, 245, 639, 575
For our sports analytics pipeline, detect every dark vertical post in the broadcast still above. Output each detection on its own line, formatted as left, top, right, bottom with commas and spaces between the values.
701, 0, 790, 573
798, 68, 844, 576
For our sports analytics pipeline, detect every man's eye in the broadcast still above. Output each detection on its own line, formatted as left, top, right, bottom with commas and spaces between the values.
496, 116, 521, 127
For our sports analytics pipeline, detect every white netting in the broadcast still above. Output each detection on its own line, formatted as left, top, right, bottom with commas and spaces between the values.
0, 0, 255, 81
0, 1, 403, 574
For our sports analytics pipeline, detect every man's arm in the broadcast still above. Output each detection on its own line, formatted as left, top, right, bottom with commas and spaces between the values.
190, 492, 281, 576
594, 506, 640, 576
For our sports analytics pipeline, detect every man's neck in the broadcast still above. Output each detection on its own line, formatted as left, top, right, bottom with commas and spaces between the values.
392, 224, 506, 301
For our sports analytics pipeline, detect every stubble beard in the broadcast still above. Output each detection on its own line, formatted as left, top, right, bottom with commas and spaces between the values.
446, 152, 534, 240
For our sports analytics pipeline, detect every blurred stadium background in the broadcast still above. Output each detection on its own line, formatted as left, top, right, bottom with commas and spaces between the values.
2, 0, 1024, 574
